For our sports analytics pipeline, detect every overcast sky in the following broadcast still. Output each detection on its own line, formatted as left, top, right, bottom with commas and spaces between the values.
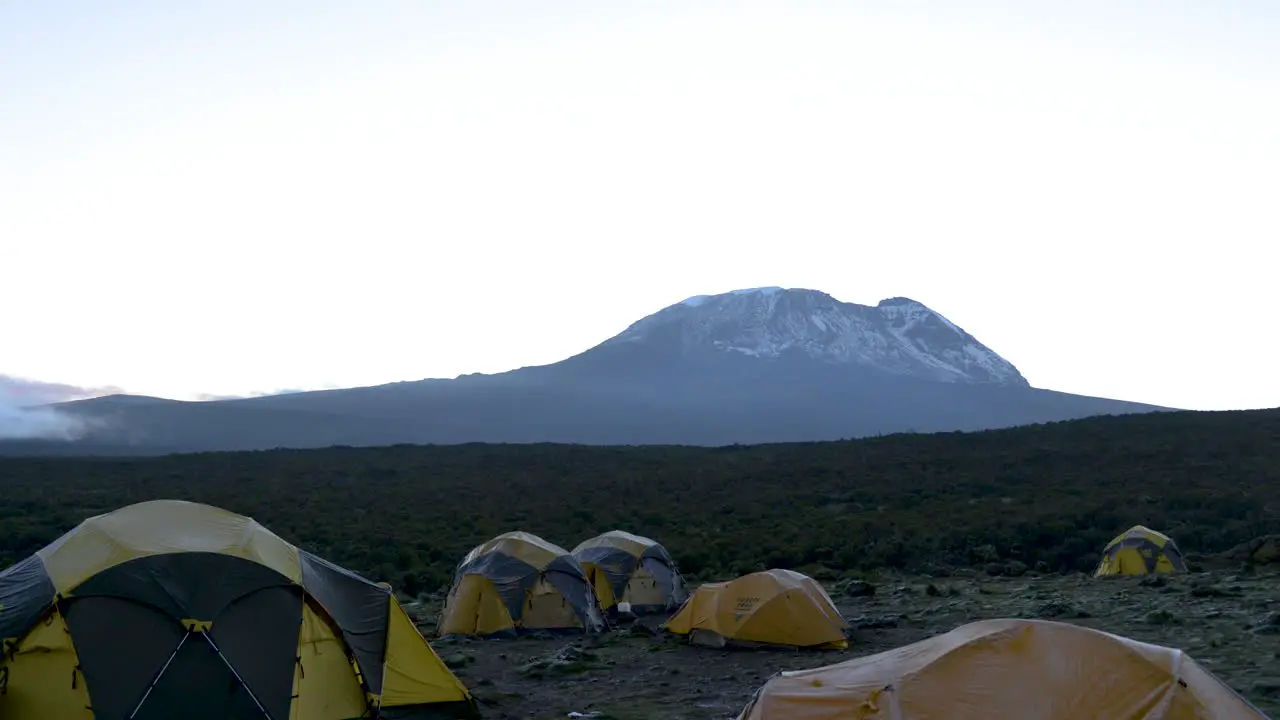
2, 0, 1277, 411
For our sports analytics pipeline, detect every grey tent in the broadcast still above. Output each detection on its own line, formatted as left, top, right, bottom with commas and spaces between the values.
436, 531, 605, 637
572, 530, 687, 616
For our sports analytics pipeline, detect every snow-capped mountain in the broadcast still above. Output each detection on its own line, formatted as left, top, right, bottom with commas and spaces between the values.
600, 287, 1027, 386
19, 285, 1168, 455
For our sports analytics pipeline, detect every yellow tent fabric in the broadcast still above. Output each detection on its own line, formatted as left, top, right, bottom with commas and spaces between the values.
736, 618, 1268, 719
33, 498, 302, 591
438, 531, 605, 637
0, 499, 476, 720
663, 569, 848, 650
1095, 525, 1189, 576
572, 530, 687, 615
459, 530, 568, 570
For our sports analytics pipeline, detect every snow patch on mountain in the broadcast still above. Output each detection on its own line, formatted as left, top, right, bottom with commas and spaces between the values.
681, 286, 782, 308
604, 287, 1027, 386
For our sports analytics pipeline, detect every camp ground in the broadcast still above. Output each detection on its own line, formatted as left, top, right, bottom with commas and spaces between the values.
2, 510, 1274, 719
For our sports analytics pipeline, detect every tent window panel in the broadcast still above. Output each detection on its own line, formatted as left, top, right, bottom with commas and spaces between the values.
61, 597, 191, 720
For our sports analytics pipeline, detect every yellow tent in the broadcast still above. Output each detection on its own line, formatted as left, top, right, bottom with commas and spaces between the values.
1095, 525, 1188, 576
437, 531, 605, 637
736, 618, 1267, 719
663, 568, 848, 650
572, 530, 688, 616
0, 499, 476, 720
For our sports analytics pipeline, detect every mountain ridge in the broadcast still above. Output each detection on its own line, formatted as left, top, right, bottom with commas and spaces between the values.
6, 286, 1170, 455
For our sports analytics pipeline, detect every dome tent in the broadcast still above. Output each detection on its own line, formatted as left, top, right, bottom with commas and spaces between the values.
663, 568, 848, 650
736, 618, 1268, 719
1095, 525, 1188, 576
0, 499, 475, 720
437, 531, 605, 637
572, 530, 687, 616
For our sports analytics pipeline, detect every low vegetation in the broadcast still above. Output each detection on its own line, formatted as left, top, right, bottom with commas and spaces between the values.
1, 408, 1278, 597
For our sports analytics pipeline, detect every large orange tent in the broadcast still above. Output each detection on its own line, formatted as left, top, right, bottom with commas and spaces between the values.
737, 618, 1268, 719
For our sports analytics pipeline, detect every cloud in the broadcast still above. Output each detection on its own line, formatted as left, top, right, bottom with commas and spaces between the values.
0, 374, 121, 440
192, 393, 245, 401
0, 374, 123, 405
192, 388, 310, 402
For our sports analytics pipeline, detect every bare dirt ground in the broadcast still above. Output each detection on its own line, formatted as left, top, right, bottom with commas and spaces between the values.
411, 567, 1280, 719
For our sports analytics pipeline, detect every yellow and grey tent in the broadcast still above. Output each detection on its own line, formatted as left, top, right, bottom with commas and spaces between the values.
663, 568, 848, 650
436, 531, 605, 638
572, 530, 687, 616
1095, 525, 1188, 576
736, 618, 1268, 719
0, 499, 476, 720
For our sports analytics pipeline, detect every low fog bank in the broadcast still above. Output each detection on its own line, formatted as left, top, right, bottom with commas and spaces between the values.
0, 374, 116, 439
0, 402, 92, 440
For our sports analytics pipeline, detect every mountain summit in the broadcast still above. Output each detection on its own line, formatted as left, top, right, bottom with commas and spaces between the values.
600, 287, 1027, 386
5, 286, 1169, 455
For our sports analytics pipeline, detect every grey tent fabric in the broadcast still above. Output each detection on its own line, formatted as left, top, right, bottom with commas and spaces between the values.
297, 549, 391, 695
1107, 536, 1188, 573
60, 553, 304, 720
541, 568, 601, 630
543, 554, 601, 628
573, 546, 636, 604
454, 551, 541, 626
0, 554, 55, 642
641, 556, 682, 606
63, 582, 303, 720
71, 552, 295, 623
573, 538, 685, 613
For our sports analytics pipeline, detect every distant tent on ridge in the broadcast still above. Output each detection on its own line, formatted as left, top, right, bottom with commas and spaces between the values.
572, 530, 687, 616
736, 618, 1268, 719
0, 499, 476, 720
663, 568, 848, 650
437, 531, 605, 637
1095, 525, 1188, 576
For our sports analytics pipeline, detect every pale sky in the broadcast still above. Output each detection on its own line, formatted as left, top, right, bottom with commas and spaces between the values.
2, 0, 1277, 411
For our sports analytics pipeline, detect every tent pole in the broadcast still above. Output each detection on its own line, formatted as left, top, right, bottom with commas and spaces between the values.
199, 631, 275, 719
128, 630, 192, 719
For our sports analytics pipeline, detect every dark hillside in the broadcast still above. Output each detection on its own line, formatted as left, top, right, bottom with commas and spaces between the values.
1, 408, 1277, 594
